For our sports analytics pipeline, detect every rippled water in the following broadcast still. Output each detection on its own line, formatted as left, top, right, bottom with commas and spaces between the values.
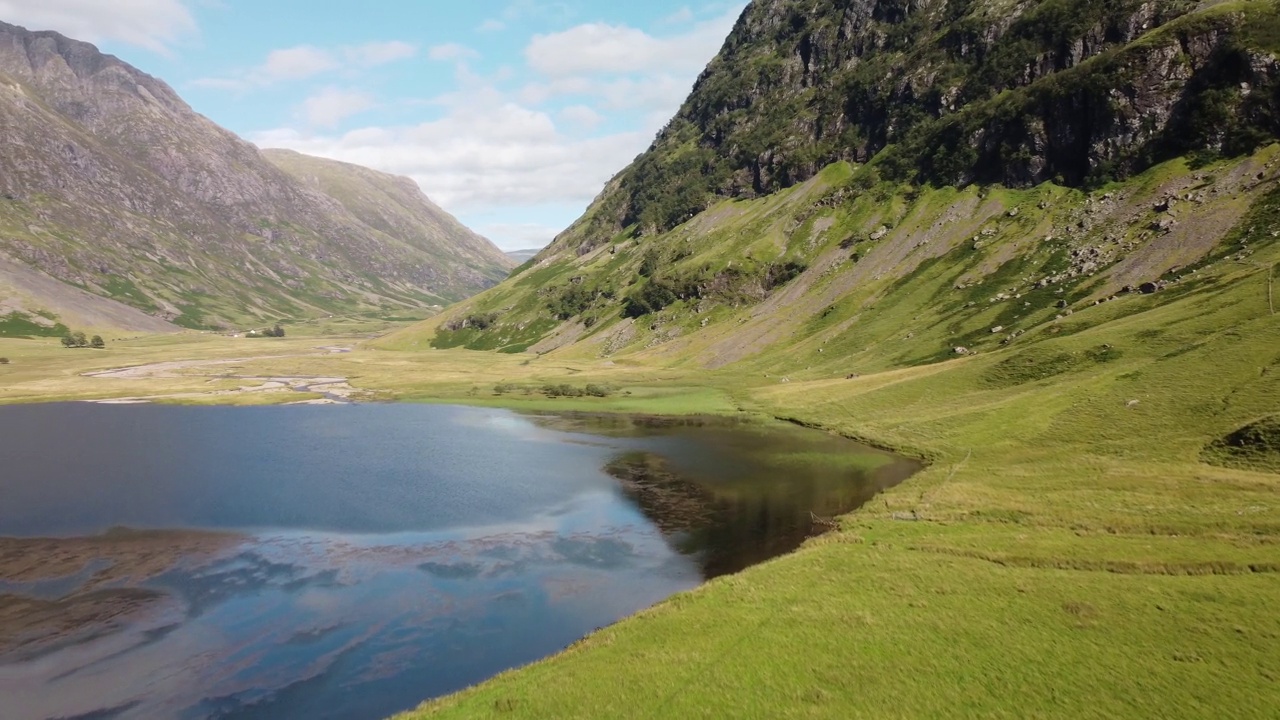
0, 403, 917, 719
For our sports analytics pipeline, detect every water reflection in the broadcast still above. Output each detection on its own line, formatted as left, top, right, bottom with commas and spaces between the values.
0, 404, 917, 719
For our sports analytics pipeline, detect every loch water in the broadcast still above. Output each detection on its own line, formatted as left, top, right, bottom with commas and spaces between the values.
0, 403, 917, 719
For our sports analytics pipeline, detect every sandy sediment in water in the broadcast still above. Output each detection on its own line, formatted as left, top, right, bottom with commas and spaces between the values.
0, 528, 245, 659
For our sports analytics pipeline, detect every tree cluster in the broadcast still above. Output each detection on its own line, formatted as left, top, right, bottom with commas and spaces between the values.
61, 331, 104, 348
541, 383, 614, 398
444, 313, 498, 331
493, 383, 615, 398
250, 324, 287, 338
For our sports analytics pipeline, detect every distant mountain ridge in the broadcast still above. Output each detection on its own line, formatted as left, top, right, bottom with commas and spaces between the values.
261, 149, 512, 282
504, 248, 543, 264
0, 21, 511, 331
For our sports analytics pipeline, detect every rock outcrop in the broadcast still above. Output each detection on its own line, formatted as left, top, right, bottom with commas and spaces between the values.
555, 0, 1280, 243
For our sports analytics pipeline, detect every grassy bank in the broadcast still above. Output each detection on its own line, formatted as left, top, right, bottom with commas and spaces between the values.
391, 253, 1278, 715
0, 330, 746, 412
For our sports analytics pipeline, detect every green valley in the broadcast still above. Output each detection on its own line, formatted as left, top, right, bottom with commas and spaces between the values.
1, 0, 1278, 717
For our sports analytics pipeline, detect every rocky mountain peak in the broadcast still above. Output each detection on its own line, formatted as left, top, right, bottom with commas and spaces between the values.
0, 21, 188, 126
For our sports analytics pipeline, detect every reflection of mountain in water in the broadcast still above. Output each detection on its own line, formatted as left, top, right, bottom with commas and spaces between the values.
528, 411, 745, 438
605, 440, 915, 578
605, 452, 822, 577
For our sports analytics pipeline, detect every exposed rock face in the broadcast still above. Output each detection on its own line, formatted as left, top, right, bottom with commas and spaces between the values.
407, 0, 1280, 364
0, 21, 511, 328
555, 0, 1280, 244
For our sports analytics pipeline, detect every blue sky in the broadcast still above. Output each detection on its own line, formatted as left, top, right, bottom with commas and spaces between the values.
2, 0, 748, 251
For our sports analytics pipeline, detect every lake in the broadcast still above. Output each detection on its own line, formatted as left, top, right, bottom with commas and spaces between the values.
0, 403, 918, 719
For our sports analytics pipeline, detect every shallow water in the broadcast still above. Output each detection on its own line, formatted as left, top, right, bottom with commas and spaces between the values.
0, 403, 916, 719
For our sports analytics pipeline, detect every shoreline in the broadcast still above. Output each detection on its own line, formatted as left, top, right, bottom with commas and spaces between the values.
3, 328, 1278, 718
0, 407, 915, 717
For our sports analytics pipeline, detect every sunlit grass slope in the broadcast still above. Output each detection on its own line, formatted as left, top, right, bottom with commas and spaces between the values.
396, 212, 1280, 718
359, 128, 1280, 719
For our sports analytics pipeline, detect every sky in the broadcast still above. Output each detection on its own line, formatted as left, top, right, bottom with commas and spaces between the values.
1, 0, 748, 251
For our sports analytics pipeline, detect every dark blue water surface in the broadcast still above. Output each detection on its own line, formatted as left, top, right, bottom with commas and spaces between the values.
0, 403, 916, 720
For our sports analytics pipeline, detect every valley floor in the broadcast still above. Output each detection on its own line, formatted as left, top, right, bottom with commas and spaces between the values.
1, 267, 1277, 717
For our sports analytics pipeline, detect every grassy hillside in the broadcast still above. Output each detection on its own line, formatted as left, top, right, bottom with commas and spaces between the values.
0, 256, 178, 335
370, 1, 1280, 715
387, 177, 1279, 718
382, 146, 1279, 368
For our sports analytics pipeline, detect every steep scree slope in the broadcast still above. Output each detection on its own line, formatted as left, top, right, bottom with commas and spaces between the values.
389, 0, 1280, 370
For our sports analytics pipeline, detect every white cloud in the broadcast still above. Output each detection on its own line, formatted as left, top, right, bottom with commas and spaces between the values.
520, 74, 694, 113
525, 7, 740, 78
558, 104, 602, 130
480, 223, 562, 249
300, 87, 375, 128
198, 40, 417, 90
254, 46, 338, 83
660, 7, 696, 26
247, 3, 745, 246
477, 19, 505, 33
344, 41, 417, 67
253, 91, 647, 212
428, 43, 479, 62
0, 0, 196, 54
511, 7, 745, 129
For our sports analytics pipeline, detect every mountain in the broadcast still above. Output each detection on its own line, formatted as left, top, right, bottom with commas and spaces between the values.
387, 0, 1280, 365
383, 3, 1280, 715
504, 248, 543, 264
261, 149, 512, 289
562, 0, 1280, 241
0, 21, 511, 332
